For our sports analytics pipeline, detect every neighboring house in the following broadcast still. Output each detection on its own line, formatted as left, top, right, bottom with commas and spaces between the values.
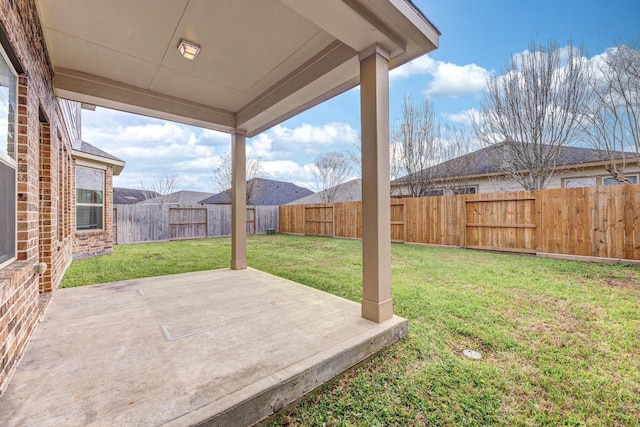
113, 187, 159, 205
391, 145, 640, 196
288, 178, 362, 204
201, 178, 313, 205
72, 141, 125, 259
140, 190, 214, 206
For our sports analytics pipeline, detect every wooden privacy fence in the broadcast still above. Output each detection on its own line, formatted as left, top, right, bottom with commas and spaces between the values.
279, 184, 640, 261
464, 196, 537, 253
113, 205, 279, 244
169, 207, 207, 240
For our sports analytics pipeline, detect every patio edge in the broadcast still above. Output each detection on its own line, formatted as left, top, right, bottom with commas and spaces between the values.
171, 316, 408, 427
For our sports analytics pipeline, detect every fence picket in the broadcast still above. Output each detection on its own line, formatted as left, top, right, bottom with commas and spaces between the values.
114, 205, 279, 244
279, 184, 640, 261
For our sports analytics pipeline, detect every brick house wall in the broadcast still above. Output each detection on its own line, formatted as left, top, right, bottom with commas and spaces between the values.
0, 0, 77, 394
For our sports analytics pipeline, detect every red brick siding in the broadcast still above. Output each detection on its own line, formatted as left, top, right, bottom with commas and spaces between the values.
39, 122, 53, 292
0, 0, 76, 394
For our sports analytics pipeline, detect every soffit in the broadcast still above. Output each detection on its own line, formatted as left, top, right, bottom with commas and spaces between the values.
35, 0, 439, 136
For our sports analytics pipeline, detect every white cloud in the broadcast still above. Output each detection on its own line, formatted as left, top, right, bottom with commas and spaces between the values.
251, 122, 360, 161
199, 129, 231, 147
253, 122, 361, 188
268, 122, 359, 146
83, 108, 359, 193
248, 133, 273, 158
442, 108, 481, 126
422, 62, 492, 98
262, 160, 312, 185
83, 108, 225, 192
391, 55, 492, 98
390, 55, 438, 79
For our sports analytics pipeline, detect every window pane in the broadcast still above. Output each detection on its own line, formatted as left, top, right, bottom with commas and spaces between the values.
0, 48, 16, 267
76, 206, 103, 230
424, 189, 444, 197
0, 160, 15, 265
76, 167, 103, 191
605, 175, 639, 186
76, 188, 103, 204
564, 178, 596, 188
0, 52, 16, 163
76, 167, 104, 230
453, 187, 476, 195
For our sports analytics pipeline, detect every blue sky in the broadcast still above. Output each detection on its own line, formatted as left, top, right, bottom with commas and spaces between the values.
82, 0, 640, 193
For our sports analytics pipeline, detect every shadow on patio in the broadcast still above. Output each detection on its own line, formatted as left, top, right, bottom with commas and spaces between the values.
0, 268, 407, 426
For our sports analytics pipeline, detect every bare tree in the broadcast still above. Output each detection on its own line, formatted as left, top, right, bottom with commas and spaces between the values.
310, 151, 353, 203
391, 94, 439, 197
435, 123, 477, 194
140, 174, 178, 204
211, 151, 268, 204
473, 40, 590, 190
391, 95, 476, 197
581, 39, 640, 183
389, 140, 404, 183
346, 138, 362, 178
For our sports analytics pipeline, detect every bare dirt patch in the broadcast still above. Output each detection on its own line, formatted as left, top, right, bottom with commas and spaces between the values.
602, 277, 639, 290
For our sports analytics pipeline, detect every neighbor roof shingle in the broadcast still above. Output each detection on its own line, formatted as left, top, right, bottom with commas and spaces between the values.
141, 190, 214, 205
75, 141, 124, 163
199, 178, 313, 205
392, 144, 636, 184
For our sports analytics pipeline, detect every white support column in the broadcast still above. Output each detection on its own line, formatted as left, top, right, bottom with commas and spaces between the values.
359, 45, 393, 323
231, 130, 247, 270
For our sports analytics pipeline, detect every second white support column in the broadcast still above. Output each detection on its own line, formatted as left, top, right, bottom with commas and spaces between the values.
231, 130, 247, 270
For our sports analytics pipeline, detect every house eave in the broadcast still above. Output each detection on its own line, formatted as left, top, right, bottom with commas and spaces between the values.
71, 149, 125, 175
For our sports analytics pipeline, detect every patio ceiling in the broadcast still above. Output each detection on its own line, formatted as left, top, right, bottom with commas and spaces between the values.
35, 0, 439, 137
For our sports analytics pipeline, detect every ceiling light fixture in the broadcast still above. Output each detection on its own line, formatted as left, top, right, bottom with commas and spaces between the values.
178, 39, 200, 60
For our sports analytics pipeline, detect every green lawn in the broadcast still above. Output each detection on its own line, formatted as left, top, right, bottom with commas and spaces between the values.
61, 235, 640, 426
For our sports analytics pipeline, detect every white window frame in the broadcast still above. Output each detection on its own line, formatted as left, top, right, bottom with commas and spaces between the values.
76, 166, 105, 231
0, 45, 18, 270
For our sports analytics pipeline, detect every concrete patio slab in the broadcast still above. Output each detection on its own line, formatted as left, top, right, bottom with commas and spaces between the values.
0, 268, 408, 426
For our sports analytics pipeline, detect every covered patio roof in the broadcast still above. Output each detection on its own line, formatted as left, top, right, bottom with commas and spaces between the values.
35, 0, 439, 137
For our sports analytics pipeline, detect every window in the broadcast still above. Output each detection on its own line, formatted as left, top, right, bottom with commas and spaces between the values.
58, 141, 69, 241
0, 46, 17, 269
76, 167, 104, 230
563, 177, 596, 188
423, 188, 444, 197
603, 175, 638, 186
452, 186, 477, 195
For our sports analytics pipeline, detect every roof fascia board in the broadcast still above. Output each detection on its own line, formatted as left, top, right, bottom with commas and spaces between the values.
72, 151, 125, 175
280, 0, 405, 55
389, 0, 441, 39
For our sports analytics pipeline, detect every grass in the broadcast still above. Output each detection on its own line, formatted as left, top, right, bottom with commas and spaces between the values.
61, 235, 640, 426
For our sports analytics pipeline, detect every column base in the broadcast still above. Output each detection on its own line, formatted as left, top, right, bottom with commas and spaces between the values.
361, 298, 393, 323
231, 258, 247, 270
